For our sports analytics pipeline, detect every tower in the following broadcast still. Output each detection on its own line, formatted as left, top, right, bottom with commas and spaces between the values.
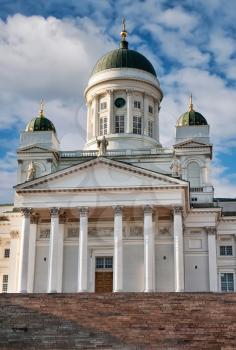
17, 100, 59, 184
174, 95, 213, 203
84, 20, 163, 150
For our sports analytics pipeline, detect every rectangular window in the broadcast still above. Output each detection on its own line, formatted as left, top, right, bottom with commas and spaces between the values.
96, 257, 113, 269
221, 273, 234, 292
133, 116, 142, 134
134, 100, 141, 109
100, 102, 107, 110
148, 105, 153, 114
220, 245, 233, 256
2, 275, 8, 293
115, 115, 124, 133
148, 120, 153, 137
99, 117, 107, 136
4, 249, 10, 258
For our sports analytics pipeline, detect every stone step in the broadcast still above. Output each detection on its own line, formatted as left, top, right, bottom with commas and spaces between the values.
0, 293, 236, 349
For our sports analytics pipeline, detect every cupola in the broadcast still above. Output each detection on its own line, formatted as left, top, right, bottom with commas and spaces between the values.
25, 100, 56, 133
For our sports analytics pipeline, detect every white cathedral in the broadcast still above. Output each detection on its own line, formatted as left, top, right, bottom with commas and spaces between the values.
0, 24, 236, 294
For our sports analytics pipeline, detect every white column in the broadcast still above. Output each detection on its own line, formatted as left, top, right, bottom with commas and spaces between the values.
126, 90, 133, 133
154, 100, 159, 142
18, 208, 31, 293
144, 205, 155, 292
27, 218, 37, 293
113, 206, 123, 292
93, 95, 99, 138
107, 89, 113, 134
173, 207, 184, 292
143, 93, 149, 136
48, 207, 60, 293
8, 231, 20, 293
57, 221, 65, 292
207, 227, 218, 292
78, 207, 88, 292
86, 101, 91, 142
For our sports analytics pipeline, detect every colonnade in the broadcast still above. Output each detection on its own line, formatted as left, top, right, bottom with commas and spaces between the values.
18, 205, 185, 293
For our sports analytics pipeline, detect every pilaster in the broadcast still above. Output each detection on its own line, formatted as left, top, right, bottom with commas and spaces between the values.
206, 227, 218, 292
78, 207, 88, 292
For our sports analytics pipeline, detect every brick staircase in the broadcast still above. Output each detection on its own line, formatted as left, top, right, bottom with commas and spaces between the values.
0, 293, 236, 349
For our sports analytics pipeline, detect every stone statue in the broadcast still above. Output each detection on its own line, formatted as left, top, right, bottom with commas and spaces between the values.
96, 136, 108, 156
27, 161, 36, 181
170, 156, 181, 177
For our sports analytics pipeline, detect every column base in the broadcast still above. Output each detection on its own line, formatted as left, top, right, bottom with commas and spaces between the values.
78, 289, 88, 293
18, 289, 28, 293
144, 289, 155, 293
113, 289, 123, 293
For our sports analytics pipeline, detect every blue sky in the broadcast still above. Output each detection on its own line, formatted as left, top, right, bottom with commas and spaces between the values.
0, 0, 236, 202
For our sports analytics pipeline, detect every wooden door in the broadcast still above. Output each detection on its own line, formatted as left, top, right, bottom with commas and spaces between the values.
95, 272, 113, 293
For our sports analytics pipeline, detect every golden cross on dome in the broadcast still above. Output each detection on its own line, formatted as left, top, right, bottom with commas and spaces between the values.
189, 93, 193, 111
120, 17, 127, 40
39, 98, 45, 118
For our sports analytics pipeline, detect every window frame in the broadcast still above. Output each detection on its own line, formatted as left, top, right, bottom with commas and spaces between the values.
115, 115, 125, 134
133, 116, 142, 135
99, 116, 108, 136
148, 120, 153, 138
134, 100, 141, 109
148, 105, 153, 114
220, 245, 233, 256
2, 274, 8, 293
4, 248, 10, 258
220, 272, 234, 292
100, 101, 107, 111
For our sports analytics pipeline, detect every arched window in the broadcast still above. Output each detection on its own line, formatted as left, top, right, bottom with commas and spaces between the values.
187, 162, 201, 187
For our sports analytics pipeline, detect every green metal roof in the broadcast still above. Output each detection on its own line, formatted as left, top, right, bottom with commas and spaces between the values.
25, 116, 56, 132
177, 110, 208, 127
91, 40, 157, 77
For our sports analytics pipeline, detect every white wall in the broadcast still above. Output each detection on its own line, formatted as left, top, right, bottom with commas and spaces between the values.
62, 245, 78, 292
34, 245, 49, 292
155, 244, 174, 291
123, 243, 144, 292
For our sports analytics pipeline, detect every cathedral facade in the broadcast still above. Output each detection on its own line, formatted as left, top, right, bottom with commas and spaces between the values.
0, 25, 236, 294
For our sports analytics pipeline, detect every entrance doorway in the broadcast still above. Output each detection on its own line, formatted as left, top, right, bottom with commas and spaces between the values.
95, 257, 113, 293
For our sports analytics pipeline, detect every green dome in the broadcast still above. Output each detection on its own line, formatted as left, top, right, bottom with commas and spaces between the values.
91, 41, 157, 77
177, 110, 208, 127
25, 102, 56, 132
25, 116, 56, 132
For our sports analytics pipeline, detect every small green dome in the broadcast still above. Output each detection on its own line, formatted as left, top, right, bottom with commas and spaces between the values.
25, 101, 56, 132
177, 96, 208, 126
177, 110, 208, 126
25, 116, 56, 132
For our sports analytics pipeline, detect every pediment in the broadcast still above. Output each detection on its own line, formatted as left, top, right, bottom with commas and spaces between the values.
174, 139, 211, 148
15, 157, 187, 192
17, 145, 58, 153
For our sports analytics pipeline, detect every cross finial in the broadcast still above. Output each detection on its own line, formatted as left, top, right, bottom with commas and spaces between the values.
189, 93, 193, 111
120, 17, 127, 40
39, 98, 45, 117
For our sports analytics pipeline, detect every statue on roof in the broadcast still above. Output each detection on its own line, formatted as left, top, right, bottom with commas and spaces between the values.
27, 161, 36, 181
170, 155, 181, 177
96, 136, 109, 156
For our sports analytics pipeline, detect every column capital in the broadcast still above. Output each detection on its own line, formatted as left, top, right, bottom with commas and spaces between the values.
50, 207, 60, 217
21, 208, 31, 218
114, 206, 122, 215
173, 206, 183, 215
10, 230, 20, 239
80, 207, 88, 217
126, 89, 133, 96
106, 89, 114, 95
144, 205, 153, 214
205, 227, 216, 235
30, 213, 39, 224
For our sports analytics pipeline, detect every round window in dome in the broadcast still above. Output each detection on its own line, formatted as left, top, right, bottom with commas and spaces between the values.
114, 98, 126, 108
